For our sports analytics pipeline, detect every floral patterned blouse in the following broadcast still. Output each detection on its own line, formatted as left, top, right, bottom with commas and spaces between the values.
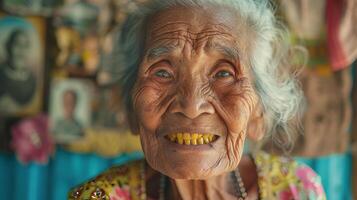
68, 151, 326, 200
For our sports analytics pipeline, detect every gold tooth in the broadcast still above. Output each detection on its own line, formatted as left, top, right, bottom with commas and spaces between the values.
169, 133, 217, 145
169, 134, 176, 142
178, 138, 183, 144
198, 137, 204, 145
208, 134, 214, 142
184, 139, 191, 145
203, 135, 210, 144
177, 133, 183, 144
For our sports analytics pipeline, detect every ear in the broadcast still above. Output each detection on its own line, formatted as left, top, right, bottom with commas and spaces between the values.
247, 103, 265, 141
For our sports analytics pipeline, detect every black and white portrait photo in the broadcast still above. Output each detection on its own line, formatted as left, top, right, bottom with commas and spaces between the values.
50, 79, 92, 143
0, 16, 44, 115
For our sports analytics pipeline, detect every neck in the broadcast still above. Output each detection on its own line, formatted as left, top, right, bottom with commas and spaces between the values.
170, 173, 235, 200
146, 155, 259, 200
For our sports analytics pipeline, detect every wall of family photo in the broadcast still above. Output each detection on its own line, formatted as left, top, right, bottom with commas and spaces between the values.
0, 0, 356, 200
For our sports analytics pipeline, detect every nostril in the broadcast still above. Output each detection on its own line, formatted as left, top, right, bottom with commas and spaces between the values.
169, 99, 215, 119
200, 102, 215, 114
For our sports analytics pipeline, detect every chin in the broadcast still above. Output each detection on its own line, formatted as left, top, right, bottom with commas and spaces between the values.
146, 147, 232, 180
156, 157, 226, 179
141, 128, 243, 179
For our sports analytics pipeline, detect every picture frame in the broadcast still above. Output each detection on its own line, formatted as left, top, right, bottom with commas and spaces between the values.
0, 15, 45, 116
49, 78, 93, 144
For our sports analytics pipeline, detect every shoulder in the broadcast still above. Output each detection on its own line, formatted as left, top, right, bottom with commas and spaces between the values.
68, 159, 145, 200
253, 151, 326, 200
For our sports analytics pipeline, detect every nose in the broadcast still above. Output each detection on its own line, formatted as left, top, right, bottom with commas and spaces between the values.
169, 84, 215, 119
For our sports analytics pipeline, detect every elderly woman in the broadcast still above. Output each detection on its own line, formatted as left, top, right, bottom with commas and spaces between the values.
69, 0, 326, 199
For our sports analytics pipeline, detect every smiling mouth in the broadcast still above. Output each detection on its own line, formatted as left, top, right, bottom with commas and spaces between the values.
165, 133, 218, 145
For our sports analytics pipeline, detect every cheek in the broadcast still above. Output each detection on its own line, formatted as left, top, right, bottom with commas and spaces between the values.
133, 88, 161, 132
212, 82, 258, 168
214, 82, 257, 133
132, 84, 166, 169
132, 81, 173, 132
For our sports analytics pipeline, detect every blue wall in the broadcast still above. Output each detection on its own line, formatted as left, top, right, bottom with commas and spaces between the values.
0, 148, 143, 200
0, 149, 352, 200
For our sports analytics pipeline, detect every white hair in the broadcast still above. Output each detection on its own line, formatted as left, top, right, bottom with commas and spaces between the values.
109, 0, 305, 151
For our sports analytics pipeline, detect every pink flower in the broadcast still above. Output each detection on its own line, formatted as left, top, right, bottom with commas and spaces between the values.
279, 185, 300, 200
296, 165, 325, 196
109, 186, 131, 200
10, 114, 55, 164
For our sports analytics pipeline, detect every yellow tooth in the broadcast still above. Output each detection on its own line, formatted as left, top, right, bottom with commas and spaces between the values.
208, 134, 214, 142
172, 133, 215, 145
169, 134, 176, 142
203, 135, 210, 144
198, 137, 204, 145
177, 133, 183, 144
184, 139, 191, 145
183, 133, 191, 140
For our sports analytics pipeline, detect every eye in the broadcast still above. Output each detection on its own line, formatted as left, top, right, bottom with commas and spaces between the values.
214, 70, 233, 78
155, 69, 173, 79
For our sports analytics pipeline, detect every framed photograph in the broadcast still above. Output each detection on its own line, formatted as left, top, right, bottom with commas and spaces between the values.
0, 16, 45, 116
49, 78, 93, 144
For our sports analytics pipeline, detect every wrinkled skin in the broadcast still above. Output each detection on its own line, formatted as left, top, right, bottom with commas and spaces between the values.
131, 5, 263, 183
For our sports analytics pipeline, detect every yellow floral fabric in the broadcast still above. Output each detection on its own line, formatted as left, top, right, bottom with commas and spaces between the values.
254, 152, 326, 200
68, 160, 144, 200
68, 151, 326, 200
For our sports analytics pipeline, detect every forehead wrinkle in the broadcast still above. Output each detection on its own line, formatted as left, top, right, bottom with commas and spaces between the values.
149, 21, 232, 34
149, 19, 235, 41
148, 15, 237, 41
150, 35, 195, 48
146, 19, 242, 62
149, 31, 237, 56
149, 21, 191, 34
151, 27, 233, 41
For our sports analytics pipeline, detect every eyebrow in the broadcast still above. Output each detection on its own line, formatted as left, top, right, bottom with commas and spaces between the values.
205, 41, 241, 62
145, 44, 177, 61
144, 42, 241, 62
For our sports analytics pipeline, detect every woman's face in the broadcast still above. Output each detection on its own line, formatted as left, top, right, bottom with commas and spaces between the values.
10, 33, 30, 70
132, 6, 260, 179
